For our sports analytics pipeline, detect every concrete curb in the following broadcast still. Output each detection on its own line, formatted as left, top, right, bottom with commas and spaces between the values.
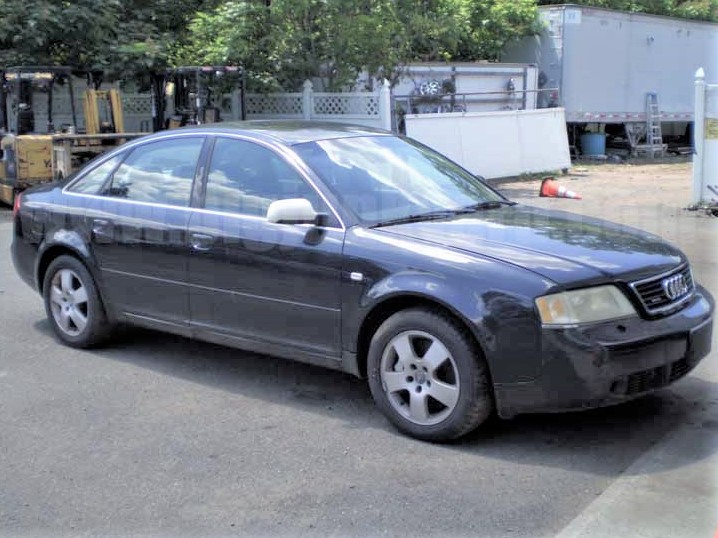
556, 414, 718, 538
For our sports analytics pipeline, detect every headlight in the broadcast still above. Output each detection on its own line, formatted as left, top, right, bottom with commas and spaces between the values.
535, 285, 637, 326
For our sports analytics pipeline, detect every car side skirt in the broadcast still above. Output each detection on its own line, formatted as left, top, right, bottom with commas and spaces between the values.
122, 312, 347, 374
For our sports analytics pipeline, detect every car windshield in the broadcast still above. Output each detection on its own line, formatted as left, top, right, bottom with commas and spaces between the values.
294, 135, 507, 226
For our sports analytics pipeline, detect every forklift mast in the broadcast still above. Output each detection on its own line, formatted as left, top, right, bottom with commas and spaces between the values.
151, 66, 246, 131
1, 66, 78, 135
0, 66, 148, 205
0, 72, 7, 133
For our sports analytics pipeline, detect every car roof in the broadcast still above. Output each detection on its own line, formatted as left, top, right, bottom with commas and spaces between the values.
154, 121, 392, 146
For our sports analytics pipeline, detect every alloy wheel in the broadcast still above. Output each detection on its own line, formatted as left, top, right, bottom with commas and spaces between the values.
49, 268, 89, 336
379, 330, 460, 426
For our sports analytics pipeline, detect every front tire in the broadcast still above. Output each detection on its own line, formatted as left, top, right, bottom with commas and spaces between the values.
367, 308, 493, 441
42, 255, 112, 348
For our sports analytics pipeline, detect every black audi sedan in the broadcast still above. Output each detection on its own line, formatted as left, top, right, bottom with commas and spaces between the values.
11, 122, 714, 441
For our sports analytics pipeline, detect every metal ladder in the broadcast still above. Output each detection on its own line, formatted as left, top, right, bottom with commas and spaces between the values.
646, 93, 664, 157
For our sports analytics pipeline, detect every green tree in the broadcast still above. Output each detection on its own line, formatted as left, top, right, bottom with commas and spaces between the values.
0, 0, 124, 67
537, 0, 718, 21
98, 0, 226, 78
177, 0, 407, 91
0, 0, 222, 78
394, 0, 474, 62
464, 0, 542, 60
178, 0, 540, 91
674, 0, 718, 21
174, 1, 278, 90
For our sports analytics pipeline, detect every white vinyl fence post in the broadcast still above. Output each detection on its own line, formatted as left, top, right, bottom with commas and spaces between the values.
302, 80, 313, 121
692, 68, 706, 205
379, 79, 392, 131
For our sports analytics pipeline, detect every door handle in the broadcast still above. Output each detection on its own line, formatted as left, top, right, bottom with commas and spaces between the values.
92, 218, 109, 231
190, 232, 214, 251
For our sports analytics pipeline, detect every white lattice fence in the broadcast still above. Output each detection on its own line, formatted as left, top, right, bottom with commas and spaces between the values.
19, 82, 392, 133
242, 81, 391, 129
122, 94, 153, 116
313, 93, 380, 116
245, 93, 303, 118
121, 94, 153, 132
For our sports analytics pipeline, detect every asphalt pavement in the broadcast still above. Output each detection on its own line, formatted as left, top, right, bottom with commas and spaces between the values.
0, 185, 716, 537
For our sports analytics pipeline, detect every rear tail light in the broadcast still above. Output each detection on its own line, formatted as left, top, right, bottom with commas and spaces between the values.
12, 192, 22, 217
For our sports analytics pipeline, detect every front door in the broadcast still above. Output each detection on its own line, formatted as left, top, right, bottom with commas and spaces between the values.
186, 136, 344, 357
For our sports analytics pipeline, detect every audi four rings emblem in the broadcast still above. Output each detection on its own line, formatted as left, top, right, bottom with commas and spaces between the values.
662, 274, 689, 300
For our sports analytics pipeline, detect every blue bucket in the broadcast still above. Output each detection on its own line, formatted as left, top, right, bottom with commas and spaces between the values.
580, 133, 606, 156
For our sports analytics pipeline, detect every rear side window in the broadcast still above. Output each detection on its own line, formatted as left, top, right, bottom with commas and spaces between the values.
67, 155, 122, 194
102, 137, 204, 206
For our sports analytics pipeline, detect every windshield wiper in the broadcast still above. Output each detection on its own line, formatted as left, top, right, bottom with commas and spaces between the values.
463, 200, 517, 210
370, 208, 475, 228
369, 201, 516, 228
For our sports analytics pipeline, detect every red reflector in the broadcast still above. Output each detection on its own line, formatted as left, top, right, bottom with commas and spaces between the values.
12, 192, 22, 217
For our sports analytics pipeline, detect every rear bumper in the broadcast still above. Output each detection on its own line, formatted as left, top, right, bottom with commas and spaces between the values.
494, 286, 714, 418
11, 229, 38, 291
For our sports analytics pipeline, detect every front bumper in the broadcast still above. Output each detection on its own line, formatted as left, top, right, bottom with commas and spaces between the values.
494, 286, 714, 418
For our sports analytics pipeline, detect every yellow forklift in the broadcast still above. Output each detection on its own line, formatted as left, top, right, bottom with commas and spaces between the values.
0, 66, 144, 205
150, 66, 246, 131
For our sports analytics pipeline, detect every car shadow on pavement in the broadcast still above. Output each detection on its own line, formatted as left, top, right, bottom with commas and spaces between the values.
81, 323, 382, 420
33, 320, 718, 478
451, 382, 718, 477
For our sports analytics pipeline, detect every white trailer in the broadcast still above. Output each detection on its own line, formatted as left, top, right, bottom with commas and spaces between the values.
503, 4, 718, 154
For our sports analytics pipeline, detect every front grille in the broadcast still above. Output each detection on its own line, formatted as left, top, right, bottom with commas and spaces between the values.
669, 358, 690, 382
625, 365, 666, 395
612, 357, 693, 396
630, 265, 694, 315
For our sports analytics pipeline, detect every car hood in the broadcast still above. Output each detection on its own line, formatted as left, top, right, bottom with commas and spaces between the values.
377, 205, 684, 285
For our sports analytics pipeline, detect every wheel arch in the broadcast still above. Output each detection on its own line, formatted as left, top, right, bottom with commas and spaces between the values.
36, 238, 96, 294
354, 293, 490, 380
37, 243, 114, 348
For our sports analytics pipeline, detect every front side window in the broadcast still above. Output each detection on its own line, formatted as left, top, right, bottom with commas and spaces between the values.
103, 137, 204, 206
294, 136, 504, 225
204, 137, 326, 217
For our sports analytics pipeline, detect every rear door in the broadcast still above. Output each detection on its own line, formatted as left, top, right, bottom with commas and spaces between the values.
186, 136, 345, 358
79, 135, 207, 326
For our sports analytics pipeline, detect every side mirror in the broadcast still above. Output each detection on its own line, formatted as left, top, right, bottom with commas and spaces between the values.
267, 198, 327, 226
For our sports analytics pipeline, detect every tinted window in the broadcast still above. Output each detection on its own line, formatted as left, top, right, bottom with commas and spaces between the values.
67, 155, 122, 194
204, 137, 325, 217
103, 137, 204, 206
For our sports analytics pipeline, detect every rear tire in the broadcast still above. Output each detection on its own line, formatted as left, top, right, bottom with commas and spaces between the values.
42, 255, 112, 348
367, 308, 493, 441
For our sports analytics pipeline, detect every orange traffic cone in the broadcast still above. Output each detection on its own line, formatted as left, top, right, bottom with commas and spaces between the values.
539, 177, 582, 199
